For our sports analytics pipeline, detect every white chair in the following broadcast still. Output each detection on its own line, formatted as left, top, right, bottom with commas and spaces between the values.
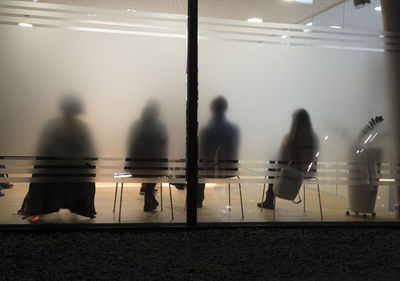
273, 176, 323, 220
183, 175, 244, 219
113, 173, 174, 222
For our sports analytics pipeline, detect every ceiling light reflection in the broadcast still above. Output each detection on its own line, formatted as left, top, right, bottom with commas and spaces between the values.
284, 0, 313, 3
18, 23, 33, 27
247, 18, 263, 23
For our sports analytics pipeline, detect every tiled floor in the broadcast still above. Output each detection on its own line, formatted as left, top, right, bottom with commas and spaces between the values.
0, 182, 396, 225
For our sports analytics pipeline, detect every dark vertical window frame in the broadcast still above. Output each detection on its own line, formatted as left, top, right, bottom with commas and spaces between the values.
186, 0, 199, 225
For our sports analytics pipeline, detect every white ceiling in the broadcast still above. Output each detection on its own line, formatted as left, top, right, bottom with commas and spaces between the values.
22, 0, 346, 24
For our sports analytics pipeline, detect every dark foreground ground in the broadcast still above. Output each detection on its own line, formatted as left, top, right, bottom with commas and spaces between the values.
1, 227, 399, 281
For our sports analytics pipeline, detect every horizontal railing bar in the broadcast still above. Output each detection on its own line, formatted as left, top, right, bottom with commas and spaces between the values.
1, 177, 398, 186
0, 0, 188, 21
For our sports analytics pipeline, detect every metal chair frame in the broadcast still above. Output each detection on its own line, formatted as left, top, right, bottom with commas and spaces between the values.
112, 176, 174, 223
260, 170, 323, 221
183, 175, 244, 219
227, 175, 244, 219
272, 176, 323, 220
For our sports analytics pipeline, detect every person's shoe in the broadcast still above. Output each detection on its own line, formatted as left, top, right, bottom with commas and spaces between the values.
174, 184, 186, 190
257, 201, 274, 209
0, 183, 13, 189
0, 191, 5, 197
17, 208, 27, 216
144, 191, 159, 212
257, 191, 274, 209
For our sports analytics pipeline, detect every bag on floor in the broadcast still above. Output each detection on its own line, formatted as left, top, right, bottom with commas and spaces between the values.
273, 168, 303, 202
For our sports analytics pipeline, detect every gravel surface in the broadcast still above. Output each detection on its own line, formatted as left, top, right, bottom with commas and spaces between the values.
1, 227, 399, 281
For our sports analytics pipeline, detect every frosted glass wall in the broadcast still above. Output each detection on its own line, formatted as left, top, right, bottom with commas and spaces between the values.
0, 2, 187, 225
199, 41, 393, 162
197, 20, 398, 222
0, 25, 186, 159
310, 0, 383, 32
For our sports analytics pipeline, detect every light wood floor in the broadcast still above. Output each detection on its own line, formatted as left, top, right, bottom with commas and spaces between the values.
0, 182, 397, 224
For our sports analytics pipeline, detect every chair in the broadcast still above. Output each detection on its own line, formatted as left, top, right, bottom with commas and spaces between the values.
227, 175, 244, 219
260, 162, 323, 221
272, 176, 323, 220
112, 173, 174, 223
183, 175, 244, 219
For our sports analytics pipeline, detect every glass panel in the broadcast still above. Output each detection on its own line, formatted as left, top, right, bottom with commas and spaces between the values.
0, 0, 187, 224
197, 0, 400, 223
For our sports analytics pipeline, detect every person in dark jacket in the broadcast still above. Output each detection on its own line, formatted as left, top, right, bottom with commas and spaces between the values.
126, 100, 168, 212
258, 109, 318, 209
18, 94, 96, 218
198, 96, 240, 208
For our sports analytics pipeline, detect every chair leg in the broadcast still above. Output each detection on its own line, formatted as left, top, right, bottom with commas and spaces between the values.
169, 183, 174, 220
239, 182, 244, 219
228, 183, 231, 210
260, 182, 266, 212
303, 183, 306, 213
273, 197, 276, 221
113, 182, 118, 213
118, 182, 124, 223
317, 181, 323, 220
160, 182, 163, 211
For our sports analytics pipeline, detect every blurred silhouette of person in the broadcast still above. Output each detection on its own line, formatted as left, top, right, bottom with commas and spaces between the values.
0, 172, 13, 191
198, 96, 240, 208
258, 109, 319, 209
0, 156, 13, 195
0, 169, 5, 196
18, 94, 96, 218
126, 100, 168, 212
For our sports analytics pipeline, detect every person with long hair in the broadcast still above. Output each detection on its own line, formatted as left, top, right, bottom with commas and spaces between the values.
258, 109, 318, 209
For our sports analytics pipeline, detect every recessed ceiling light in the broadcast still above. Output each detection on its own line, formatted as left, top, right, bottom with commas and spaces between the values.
126, 9, 136, 12
281, 34, 288, 39
284, 0, 313, 4
304, 21, 312, 32
18, 23, 33, 27
247, 18, 263, 23
88, 13, 96, 17
374, 6, 381, 11
329, 25, 342, 29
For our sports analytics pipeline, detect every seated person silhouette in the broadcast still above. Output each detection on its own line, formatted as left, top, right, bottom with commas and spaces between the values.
198, 96, 240, 208
126, 100, 168, 212
0, 157, 13, 195
0, 168, 13, 197
258, 109, 318, 209
18, 94, 96, 218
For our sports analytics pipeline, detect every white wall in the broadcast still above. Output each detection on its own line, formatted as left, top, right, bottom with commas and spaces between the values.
199, 40, 393, 162
0, 25, 187, 158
